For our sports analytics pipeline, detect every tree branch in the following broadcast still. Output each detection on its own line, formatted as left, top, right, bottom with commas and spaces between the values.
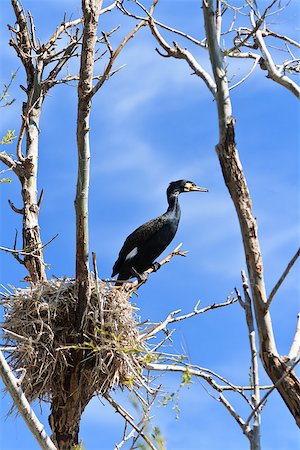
0, 350, 57, 450
289, 313, 300, 363
250, 11, 300, 98
238, 271, 261, 448
140, 293, 237, 340
266, 247, 300, 309
245, 357, 300, 428
104, 394, 158, 450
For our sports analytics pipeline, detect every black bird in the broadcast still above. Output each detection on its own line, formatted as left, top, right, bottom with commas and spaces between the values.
112, 180, 208, 283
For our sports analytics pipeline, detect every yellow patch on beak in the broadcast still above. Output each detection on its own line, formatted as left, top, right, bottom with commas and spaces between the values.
184, 182, 208, 192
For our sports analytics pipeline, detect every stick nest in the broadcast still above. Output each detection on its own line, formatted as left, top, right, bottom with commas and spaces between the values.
1, 278, 147, 404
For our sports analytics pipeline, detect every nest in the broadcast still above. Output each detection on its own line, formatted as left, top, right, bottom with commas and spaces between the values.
1, 278, 147, 404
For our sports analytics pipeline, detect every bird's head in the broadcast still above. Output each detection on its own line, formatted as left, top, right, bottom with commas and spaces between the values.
167, 180, 208, 197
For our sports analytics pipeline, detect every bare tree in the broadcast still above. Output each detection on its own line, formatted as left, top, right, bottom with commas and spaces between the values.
0, 0, 82, 282
1, 0, 299, 449
119, 0, 300, 428
1, 0, 164, 448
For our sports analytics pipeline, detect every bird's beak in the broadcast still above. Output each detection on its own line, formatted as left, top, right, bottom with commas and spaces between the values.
184, 182, 208, 192
190, 185, 208, 192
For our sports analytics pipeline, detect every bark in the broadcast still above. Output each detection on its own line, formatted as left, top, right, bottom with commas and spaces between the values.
217, 116, 300, 428
9, 0, 47, 283
202, 0, 300, 427
49, 366, 92, 450
21, 68, 46, 283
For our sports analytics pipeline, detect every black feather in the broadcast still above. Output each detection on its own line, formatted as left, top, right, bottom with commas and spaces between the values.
112, 180, 207, 282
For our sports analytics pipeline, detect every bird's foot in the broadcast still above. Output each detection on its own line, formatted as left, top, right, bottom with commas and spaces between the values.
151, 261, 161, 272
131, 267, 148, 283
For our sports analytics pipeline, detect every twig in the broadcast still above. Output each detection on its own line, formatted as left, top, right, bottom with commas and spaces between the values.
129, 243, 188, 290
99, 1, 117, 15
0, 233, 58, 259
238, 270, 261, 445
245, 357, 300, 427
118, 0, 205, 48
219, 393, 250, 437
91, 19, 147, 97
288, 313, 300, 362
8, 199, 24, 214
229, 56, 260, 91
16, 116, 26, 161
143, 11, 217, 98
37, 188, 44, 209
264, 28, 300, 50
140, 294, 237, 339
92, 252, 104, 327
91, 1, 160, 97
227, 0, 277, 54
104, 394, 158, 450
145, 362, 271, 393
266, 247, 300, 309
115, 427, 136, 449
250, 11, 300, 98
27, 10, 38, 50
170, 295, 238, 323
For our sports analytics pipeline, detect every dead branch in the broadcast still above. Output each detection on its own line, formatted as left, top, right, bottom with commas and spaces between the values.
145, 362, 271, 394
229, 56, 260, 90
104, 394, 158, 450
219, 393, 251, 437
289, 313, 300, 363
0, 151, 24, 178
237, 270, 261, 448
140, 293, 237, 340
8, 199, 24, 214
227, 0, 277, 55
0, 350, 57, 450
117, 0, 205, 48
266, 247, 300, 309
245, 357, 300, 428
146, 14, 217, 97
91, 19, 149, 97
5, 1, 86, 283
249, 11, 300, 98
128, 243, 188, 290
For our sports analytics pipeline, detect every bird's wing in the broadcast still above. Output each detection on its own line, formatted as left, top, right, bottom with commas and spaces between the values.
112, 215, 166, 276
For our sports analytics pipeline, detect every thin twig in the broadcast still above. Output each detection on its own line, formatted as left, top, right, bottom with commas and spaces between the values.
92, 252, 104, 327
245, 357, 300, 427
104, 394, 158, 450
288, 313, 300, 362
229, 56, 260, 91
267, 247, 300, 309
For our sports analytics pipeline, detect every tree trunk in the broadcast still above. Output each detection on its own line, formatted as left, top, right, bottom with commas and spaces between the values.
217, 120, 300, 427
75, 0, 102, 329
22, 62, 47, 283
202, 0, 300, 427
49, 1, 102, 446
49, 365, 92, 449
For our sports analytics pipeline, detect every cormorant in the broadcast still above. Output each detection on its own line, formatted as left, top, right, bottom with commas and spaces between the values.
112, 180, 208, 283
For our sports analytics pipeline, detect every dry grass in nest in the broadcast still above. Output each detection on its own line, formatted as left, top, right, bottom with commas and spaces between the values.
0, 278, 148, 404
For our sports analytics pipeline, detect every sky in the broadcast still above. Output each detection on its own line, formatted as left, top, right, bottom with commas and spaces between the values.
0, 0, 299, 449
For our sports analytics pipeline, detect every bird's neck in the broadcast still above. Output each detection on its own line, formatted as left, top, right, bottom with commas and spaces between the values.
167, 193, 181, 219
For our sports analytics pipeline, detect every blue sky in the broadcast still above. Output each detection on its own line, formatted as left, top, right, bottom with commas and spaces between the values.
0, 1, 299, 449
